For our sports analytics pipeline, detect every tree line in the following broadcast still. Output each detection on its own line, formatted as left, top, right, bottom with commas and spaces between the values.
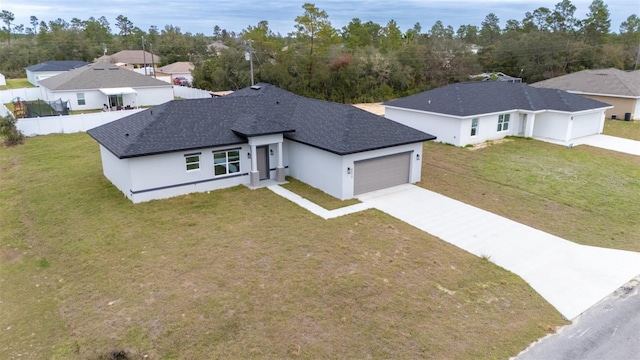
1, 0, 638, 103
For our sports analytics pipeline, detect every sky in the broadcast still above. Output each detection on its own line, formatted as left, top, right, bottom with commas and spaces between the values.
2, 0, 639, 36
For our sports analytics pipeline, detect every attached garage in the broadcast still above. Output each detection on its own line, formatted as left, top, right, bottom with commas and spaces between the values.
354, 152, 411, 195
570, 112, 603, 140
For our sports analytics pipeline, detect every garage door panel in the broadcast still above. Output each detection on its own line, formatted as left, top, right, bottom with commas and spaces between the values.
354, 152, 411, 195
571, 116, 601, 139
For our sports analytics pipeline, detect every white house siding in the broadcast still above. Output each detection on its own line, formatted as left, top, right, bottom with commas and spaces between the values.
458, 112, 519, 146
122, 144, 251, 203
386, 107, 521, 147
570, 111, 603, 139
634, 99, 640, 120
385, 107, 462, 146
99, 145, 132, 200
341, 142, 423, 199
42, 87, 173, 110
0, 73, 5, 86
26, 71, 65, 86
285, 141, 345, 199
135, 87, 174, 107
532, 112, 571, 141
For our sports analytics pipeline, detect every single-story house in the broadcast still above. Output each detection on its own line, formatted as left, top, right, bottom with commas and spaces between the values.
37, 62, 174, 111
87, 83, 436, 203
383, 82, 612, 147
94, 50, 161, 70
157, 62, 194, 84
531, 68, 640, 120
25, 60, 88, 86
0, 72, 6, 86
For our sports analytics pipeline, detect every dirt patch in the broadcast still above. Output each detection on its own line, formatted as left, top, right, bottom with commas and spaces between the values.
467, 138, 513, 151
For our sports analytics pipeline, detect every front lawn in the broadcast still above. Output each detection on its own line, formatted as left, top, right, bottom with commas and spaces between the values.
421, 138, 640, 252
0, 133, 565, 359
603, 119, 640, 140
0, 78, 34, 90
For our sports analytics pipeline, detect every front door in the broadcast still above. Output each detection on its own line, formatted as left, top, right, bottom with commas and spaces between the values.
256, 146, 269, 180
519, 114, 527, 135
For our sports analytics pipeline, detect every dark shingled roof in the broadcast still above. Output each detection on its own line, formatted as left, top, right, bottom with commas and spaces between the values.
384, 82, 611, 117
87, 83, 436, 158
25, 60, 88, 72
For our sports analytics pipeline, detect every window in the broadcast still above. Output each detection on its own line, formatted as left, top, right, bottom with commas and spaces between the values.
77, 93, 85, 106
213, 150, 240, 176
185, 154, 200, 171
471, 118, 478, 136
497, 114, 510, 132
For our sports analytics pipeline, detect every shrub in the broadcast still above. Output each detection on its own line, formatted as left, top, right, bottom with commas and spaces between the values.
0, 114, 24, 146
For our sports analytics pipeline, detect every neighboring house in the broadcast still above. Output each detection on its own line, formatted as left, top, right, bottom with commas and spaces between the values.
25, 60, 88, 86
38, 62, 174, 111
384, 82, 611, 147
0, 72, 6, 86
156, 62, 194, 83
470, 72, 522, 83
207, 40, 229, 55
531, 68, 640, 120
87, 83, 436, 203
94, 50, 161, 69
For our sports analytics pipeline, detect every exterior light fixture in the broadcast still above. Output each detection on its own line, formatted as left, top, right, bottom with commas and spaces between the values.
416, 154, 421, 160
270, 149, 274, 156
247, 152, 251, 159
347, 167, 352, 174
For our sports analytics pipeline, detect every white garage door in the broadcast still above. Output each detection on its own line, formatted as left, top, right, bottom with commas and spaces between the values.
354, 152, 411, 195
571, 114, 601, 139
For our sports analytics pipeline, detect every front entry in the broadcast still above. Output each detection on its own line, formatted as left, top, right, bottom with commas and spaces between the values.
519, 114, 527, 135
256, 146, 270, 180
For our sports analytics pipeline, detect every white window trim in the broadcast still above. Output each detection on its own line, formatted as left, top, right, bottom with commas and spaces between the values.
213, 149, 241, 176
497, 114, 510, 132
471, 118, 479, 137
185, 153, 201, 172
77, 92, 85, 106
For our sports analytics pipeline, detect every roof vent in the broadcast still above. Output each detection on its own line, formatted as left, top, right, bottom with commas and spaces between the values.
250, 85, 261, 90
125, 133, 129, 137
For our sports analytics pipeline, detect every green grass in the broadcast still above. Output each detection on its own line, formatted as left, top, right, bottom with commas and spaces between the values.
0, 133, 566, 359
603, 119, 640, 140
421, 138, 640, 252
0, 78, 33, 90
281, 176, 360, 210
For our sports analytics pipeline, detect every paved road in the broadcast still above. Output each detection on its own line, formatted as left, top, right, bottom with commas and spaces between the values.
515, 276, 640, 360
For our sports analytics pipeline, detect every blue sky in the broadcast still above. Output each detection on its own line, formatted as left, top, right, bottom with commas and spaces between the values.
4, 0, 639, 35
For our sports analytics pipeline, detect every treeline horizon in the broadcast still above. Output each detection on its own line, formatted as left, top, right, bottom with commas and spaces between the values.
1, 0, 638, 103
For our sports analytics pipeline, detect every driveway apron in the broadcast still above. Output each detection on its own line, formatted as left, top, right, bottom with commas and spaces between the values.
357, 184, 640, 320
537, 134, 640, 156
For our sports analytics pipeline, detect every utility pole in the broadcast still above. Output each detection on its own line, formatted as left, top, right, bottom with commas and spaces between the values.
142, 36, 147, 75
150, 43, 156, 78
245, 40, 255, 86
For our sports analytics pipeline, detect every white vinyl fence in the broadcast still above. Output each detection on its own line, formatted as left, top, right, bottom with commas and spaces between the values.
17, 109, 145, 136
173, 85, 211, 99
0, 87, 45, 103
0, 103, 10, 117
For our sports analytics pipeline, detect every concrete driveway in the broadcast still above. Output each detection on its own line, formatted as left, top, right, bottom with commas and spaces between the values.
537, 134, 640, 156
357, 184, 640, 320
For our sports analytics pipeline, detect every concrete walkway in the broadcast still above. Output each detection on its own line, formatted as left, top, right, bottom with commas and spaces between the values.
537, 134, 640, 156
267, 185, 373, 219
356, 184, 640, 320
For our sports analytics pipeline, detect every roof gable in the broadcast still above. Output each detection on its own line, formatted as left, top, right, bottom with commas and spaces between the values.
159, 62, 194, 74
38, 62, 172, 91
88, 84, 435, 158
94, 50, 161, 65
384, 82, 611, 117
531, 68, 640, 97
